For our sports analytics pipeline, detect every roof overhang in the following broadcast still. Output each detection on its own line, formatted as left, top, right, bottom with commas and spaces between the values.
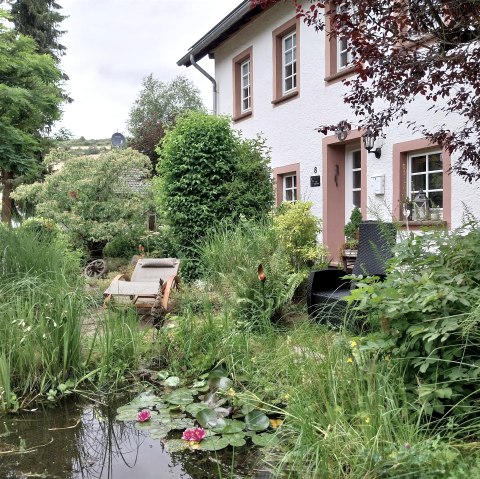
177, 1, 264, 67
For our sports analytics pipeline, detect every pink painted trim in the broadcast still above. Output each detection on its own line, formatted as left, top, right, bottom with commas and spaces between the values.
392, 137, 451, 228
272, 163, 300, 206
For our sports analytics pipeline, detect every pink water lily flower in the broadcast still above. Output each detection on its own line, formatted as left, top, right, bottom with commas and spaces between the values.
182, 427, 206, 442
137, 409, 152, 422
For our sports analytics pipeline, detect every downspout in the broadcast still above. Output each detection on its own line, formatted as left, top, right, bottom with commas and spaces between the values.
190, 53, 217, 115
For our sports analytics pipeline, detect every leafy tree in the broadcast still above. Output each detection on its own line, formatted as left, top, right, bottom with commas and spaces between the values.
251, 0, 480, 181
0, 10, 65, 224
12, 148, 153, 256
5, 0, 66, 60
127, 74, 205, 170
155, 111, 274, 279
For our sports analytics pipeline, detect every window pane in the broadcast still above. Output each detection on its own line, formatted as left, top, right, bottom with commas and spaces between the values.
411, 155, 426, 173
292, 175, 296, 187
292, 33, 296, 47
412, 174, 426, 192
241, 62, 249, 75
339, 37, 348, 51
284, 36, 292, 50
429, 172, 443, 190
353, 191, 361, 208
285, 190, 293, 202
285, 51, 292, 64
340, 52, 348, 67
285, 77, 292, 91
292, 189, 297, 202
353, 151, 361, 169
429, 153, 443, 171
285, 176, 293, 189
353, 170, 361, 189
429, 191, 443, 208
285, 64, 293, 77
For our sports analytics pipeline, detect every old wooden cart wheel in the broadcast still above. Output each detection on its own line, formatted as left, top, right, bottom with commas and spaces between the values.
84, 259, 108, 278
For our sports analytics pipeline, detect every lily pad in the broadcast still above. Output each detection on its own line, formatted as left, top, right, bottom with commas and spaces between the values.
164, 376, 181, 388
251, 433, 280, 447
212, 419, 244, 434
227, 434, 246, 447
185, 402, 209, 416
196, 408, 226, 430
245, 411, 270, 432
165, 439, 188, 453
192, 379, 207, 388
149, 426, 172, 440
199, 435, 230, 451
164, 388, 194, 406
217, 377, 233, 390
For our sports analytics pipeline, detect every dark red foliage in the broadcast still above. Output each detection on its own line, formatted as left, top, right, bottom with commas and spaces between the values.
250, 0, 480, 182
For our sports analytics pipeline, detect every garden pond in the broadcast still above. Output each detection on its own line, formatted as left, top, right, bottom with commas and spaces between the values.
0, 398, 272, 479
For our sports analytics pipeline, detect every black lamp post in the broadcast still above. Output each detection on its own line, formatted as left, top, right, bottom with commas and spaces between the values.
362, 128, 382, 158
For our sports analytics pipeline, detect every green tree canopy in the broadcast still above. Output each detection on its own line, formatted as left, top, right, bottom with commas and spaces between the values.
0, 10, 65, 223
155, 111, 274, 279
127, 74, 205, 170
13, 148, 153, 255
6, 0, 66, 60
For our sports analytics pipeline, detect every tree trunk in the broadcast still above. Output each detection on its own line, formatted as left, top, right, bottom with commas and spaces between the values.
1, 168, 13, 226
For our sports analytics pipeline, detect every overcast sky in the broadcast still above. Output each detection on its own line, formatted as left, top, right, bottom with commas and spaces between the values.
58, 0, 241, 139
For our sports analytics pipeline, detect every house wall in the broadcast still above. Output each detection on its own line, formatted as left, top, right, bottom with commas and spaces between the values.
212, 1, 480, 261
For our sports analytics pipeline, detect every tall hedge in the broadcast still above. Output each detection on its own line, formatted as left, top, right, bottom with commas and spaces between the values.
155, 112, 274, 279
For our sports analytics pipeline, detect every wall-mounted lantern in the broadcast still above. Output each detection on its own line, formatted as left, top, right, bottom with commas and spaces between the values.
362, 128, 382, 158
335, 120, 351, 141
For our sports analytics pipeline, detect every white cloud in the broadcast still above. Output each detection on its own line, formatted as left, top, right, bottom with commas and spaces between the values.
58, 0, 241, 139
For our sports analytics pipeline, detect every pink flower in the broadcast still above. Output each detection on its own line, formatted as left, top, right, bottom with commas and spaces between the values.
182, 427, 206, 442
137, 409, 151, 422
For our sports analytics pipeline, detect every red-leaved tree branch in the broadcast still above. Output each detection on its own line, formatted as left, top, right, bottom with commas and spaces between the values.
250, 0, 480, 182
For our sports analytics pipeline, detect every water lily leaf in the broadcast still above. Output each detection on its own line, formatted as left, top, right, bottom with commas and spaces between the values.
157, 370, 170, 381
196, 408, 226, 430
164, 388, 194, 405
212, 419, 244, 434
165, 439, 188, 453
214, 406, 232, 418
164, 376, 181, 388
149, 426, 172, 440
170, 418, 195, 430
245, 411, 270, 431
251, 433, 280, 447
227, 434, 246, 447
199, 435, 230, 451
185, 402, 209, 416
192, 379, 207, 388
240, 403, 256, 415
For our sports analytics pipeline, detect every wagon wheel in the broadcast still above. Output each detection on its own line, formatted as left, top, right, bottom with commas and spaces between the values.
84, 259, 108, 278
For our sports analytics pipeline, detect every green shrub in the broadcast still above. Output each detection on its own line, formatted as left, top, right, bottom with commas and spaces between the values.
273, 200, 329, 271
348, 222, 480, 422
155, 112, 274, 280
344, 206, 363, 248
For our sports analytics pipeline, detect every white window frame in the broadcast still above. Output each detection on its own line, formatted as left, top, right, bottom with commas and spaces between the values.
283, 174, 297, 203
408, 150, 444, 213
345, 147, 361, 222
336, 3, 353, 70
240, 59, 251, 113
282, 31, 297, 94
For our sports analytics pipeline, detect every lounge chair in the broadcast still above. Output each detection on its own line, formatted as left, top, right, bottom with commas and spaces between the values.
103, 257, 180, 314
307, 221, 396, 328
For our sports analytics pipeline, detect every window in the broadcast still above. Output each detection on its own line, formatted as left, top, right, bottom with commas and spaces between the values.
408, 150, 443, 213
273, 163, 301, 206
272, 17, 300, 104
351, 150, 362, 208
232, 47, 253, 121
282, 31, 297, 93
240, 59, 251, 112
392, 138, 451, 226
325, 2, 356, 82
284, 174, 297, 202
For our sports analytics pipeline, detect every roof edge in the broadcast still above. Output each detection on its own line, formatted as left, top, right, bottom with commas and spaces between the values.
177, 1, 263, 67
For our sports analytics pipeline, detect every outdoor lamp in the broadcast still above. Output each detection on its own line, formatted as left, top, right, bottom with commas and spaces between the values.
335, 120, 350, 141
362, 128, 382, 158
413, 190, 429, 221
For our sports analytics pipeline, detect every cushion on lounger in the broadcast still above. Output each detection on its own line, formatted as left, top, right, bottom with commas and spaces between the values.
140, 258, 176, 268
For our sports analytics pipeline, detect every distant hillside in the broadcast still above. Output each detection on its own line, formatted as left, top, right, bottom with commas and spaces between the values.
57, 137, 113, 158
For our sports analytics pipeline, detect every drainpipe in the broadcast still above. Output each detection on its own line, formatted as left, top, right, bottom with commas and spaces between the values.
190, 53, 217, 115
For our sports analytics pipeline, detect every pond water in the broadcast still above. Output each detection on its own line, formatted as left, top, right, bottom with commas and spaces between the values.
0, 400, 269, 479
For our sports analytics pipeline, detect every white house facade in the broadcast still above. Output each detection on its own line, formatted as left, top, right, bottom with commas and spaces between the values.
178, 0, 480, 262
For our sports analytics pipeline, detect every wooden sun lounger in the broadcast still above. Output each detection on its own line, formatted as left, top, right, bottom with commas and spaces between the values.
103, 257, 180, 313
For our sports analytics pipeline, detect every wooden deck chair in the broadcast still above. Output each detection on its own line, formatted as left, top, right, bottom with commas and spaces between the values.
103, 257, 180, 314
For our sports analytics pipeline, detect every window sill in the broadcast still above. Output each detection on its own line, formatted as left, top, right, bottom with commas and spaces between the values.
271, 90, 298, 106
324, 65, 356, 84
399, 220, 447, 228
233, 110, 252, 122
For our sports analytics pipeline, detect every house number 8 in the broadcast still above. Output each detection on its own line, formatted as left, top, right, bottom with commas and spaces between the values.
314, 167, 317, 173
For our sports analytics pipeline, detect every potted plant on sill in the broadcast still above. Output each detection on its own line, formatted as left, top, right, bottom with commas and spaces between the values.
343, 207, 362, 252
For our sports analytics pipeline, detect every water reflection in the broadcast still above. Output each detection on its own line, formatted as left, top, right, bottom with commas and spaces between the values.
0, 400, 264, 479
